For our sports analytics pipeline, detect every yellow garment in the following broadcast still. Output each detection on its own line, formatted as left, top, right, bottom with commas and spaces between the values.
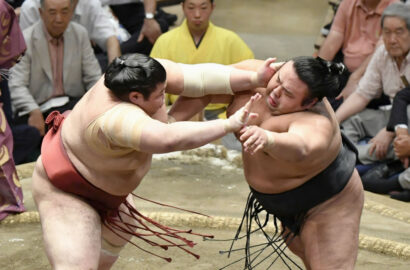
150, 20, 254, 113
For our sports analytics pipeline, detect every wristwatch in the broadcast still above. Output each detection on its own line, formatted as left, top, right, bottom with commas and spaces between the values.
145, 12, 154, 19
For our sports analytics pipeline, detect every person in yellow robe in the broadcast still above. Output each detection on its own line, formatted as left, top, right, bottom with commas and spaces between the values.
150, 0, 254, 124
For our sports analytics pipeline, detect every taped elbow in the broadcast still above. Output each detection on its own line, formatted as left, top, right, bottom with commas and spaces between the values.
179, 63, 233, 97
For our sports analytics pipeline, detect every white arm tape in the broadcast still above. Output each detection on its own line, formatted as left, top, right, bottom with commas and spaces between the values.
264, 130, 275, 149
179, 63, 234, 97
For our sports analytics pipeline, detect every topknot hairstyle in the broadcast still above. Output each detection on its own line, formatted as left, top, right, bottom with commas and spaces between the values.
292, 56, 348, 104
104, 53, 166, 100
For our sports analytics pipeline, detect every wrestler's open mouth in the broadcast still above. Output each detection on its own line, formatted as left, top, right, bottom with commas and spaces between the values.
268, 95, 277, 107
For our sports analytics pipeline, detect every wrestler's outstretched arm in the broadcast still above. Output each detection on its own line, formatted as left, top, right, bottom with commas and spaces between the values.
164, 58, 283, 122
138, 94, 261, 153
157, 58, 279, 97
238, 116, 333, 161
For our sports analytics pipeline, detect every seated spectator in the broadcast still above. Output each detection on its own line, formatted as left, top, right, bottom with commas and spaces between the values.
362, 133, 410, 202
335, 2, 410, 170
150, 0, 254, 149
0, 0, 26, 221
9, 0, 101, 137
0, 0, 42, 164
361, 84, 410, 200
19, 0, 121, 71
101, 0, 173, 55
318, 0, 397, 108
390, 133, 410, 201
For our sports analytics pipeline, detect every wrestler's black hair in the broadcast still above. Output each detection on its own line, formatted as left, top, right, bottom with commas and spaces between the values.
104, 53, 166, 100
292, 56, 347, 105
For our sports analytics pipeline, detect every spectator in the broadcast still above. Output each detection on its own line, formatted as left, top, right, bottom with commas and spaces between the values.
19, 0, 121, 70
362, 119, 410, 203
390, 133, 410, 201
318, 0, 397, 107
101, 0, 173, 55
362, 86, 410, 200
0, 0, 26, 221
9, 0, 101, 137
150, 0, 254, 149
335, 2, 410, 170
1, 1, 43, 165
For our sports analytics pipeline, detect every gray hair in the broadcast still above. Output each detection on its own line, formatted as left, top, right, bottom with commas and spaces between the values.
381, 2, 410, 30
40, 0, 74, 8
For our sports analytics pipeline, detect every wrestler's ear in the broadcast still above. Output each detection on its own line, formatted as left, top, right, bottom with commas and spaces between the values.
303, 97, 318, 110
128, 92, 144, 106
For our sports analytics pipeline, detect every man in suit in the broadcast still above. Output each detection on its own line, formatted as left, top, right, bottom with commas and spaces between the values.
19, 0, 121, 71
9, 0, 101, 136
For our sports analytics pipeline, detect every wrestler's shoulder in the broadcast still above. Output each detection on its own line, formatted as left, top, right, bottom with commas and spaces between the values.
92, 102, 149, 125
107, 102, 147, 115
283, 110, 333, 129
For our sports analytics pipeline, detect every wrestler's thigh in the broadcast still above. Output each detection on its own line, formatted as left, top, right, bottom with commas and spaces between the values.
299, 170, 364, 270
101, 194, 138, 246
32, 158, 102, 270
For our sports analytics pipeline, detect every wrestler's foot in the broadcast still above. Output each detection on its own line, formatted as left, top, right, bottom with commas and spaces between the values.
390, 190, 410, 202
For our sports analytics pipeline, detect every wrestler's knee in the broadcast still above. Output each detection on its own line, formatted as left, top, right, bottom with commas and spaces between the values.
99, 237, 124, 269
101, 237, 125, 257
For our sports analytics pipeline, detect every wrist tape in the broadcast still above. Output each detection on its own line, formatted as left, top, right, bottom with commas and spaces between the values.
264, 130, 275, 148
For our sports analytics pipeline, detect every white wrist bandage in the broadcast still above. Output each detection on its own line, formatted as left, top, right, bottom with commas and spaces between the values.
251, 72, 258, 87
264, 130, 275, 148
179, 63, 234, 97
223, 119, 234, 133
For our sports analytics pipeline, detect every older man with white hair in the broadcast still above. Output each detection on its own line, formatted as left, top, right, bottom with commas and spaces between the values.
335, 2, 410, 198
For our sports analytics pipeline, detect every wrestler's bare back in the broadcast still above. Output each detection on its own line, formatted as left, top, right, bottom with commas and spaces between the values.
227, 89, 342, 194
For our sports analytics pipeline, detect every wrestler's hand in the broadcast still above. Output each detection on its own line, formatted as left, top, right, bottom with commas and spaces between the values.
368, 128, 394, 160
255, 58, 283, 87
28, 109, 45, 136
239, 126, 273, 155
225, 93, 261, 132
